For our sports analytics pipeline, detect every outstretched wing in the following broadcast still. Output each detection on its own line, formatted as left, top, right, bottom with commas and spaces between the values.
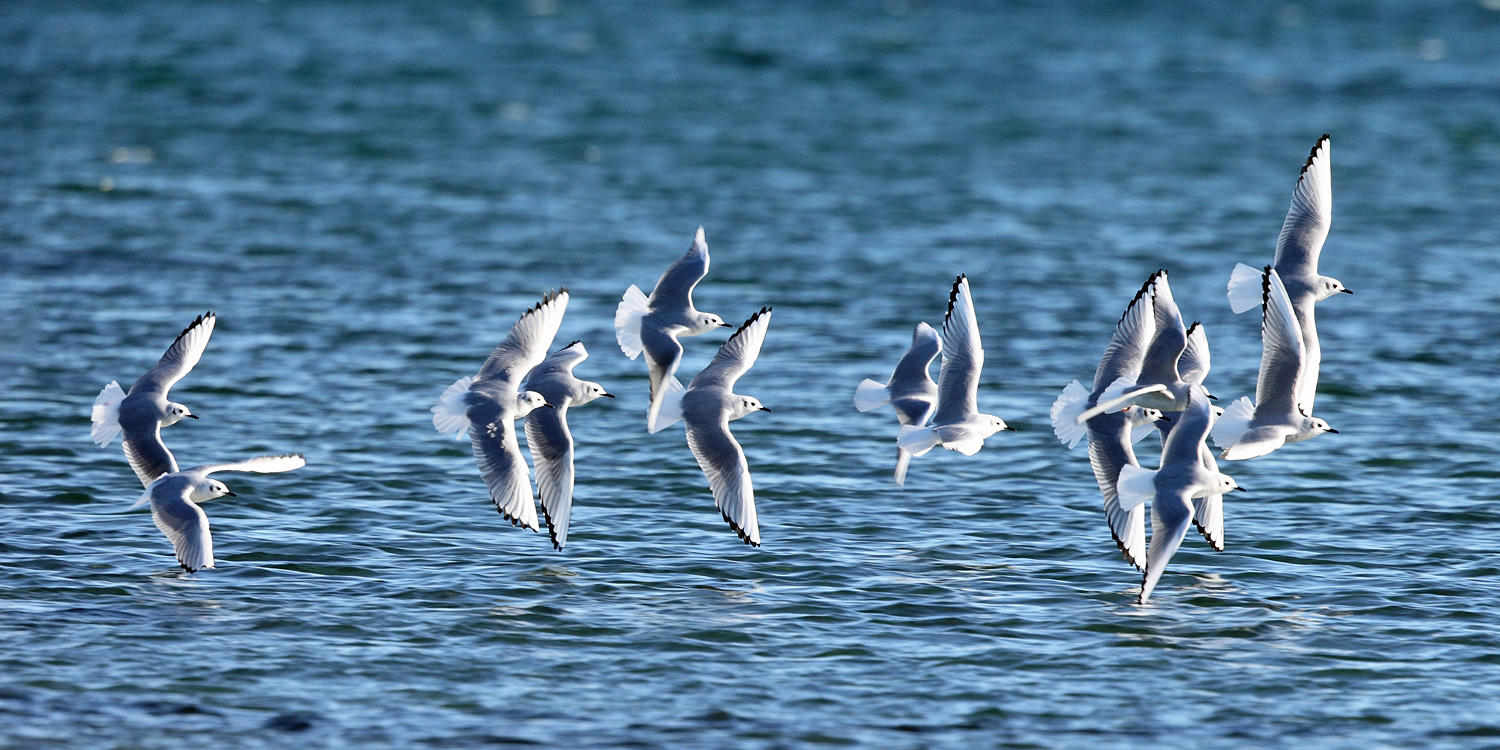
1087, 414, 1146, 571
690, 307, 772, 391
1255, 268, 1306, 416
649, 226, 711, 309
193, 454, 307, 476
932, 275, 982, 425
685, 419, 760, 546
476, 289, 569, 390
150, 486, 215, 572
468, 410, 538, 531
1093, 276, 1157, 395
1273, 134, 1332, 278
122, 422, 178, 488
525, 404, 576, 550
1138, 271, 1187, 387
1179, 322, 1211, 385
130, 312, 216, 397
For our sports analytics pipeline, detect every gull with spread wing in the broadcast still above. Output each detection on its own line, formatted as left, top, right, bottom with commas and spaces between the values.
522, 341, 614, 550
855, 321, 942, 487
615, 226, 732, 433
655, 307, 773, 546
92, 312, 215, 487
433, 289, 567, 532
130, 454, 306, 573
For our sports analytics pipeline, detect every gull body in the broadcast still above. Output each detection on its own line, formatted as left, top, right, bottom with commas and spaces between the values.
1212, 267, 1338, 461
1114, 388, 1241, 604
130, 454, 306, 573
1227, 134, 1351, 412
433, 289, 568, 532
91, 312, 215, 487
897, 275, 1012, 463
655, 307, 773, 546
854, 321, 941, 486
614, 226, 731, 433
521, 341, 614, 550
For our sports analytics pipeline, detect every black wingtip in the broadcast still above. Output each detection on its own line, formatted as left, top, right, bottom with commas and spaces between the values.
945, 274, 967, 322
1299, 134, 1329, 177
725, 306, 772, 342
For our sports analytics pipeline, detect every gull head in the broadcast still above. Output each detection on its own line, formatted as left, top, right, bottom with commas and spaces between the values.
1216, 473, 1245, 494
983, 414, 1014, 436
190, 477, 237, 502
577, 381, 615, 406
1318, 276, 1353, 300
693, 313, 731, 334
1126, 406, 1165, 428
1306, 416, 1338, 435
730, 395, 770, 420
515, 390, 551, 416
163, 402, 198, 426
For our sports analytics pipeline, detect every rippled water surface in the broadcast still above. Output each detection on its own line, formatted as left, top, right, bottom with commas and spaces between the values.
4, 2, 1500, 747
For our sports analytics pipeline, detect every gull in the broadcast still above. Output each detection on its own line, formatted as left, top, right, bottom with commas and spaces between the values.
130, 454, 306, 573
1212, 267, 1338, 460
521, 341, 615, 550
1076, 271, 1207, 423
614, 226, 732, 434
655, 306, 772, 546
92, 312, 216, 488
433, 289, 568, 532
1227, 134, 1351, 412
1115, 387, 1243, 604
854, 321, 941, 487
897, 275, 1013, 463
1050, 277, 1166, 569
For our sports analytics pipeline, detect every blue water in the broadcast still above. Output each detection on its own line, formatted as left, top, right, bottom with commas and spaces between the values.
4, 1, 1500, 746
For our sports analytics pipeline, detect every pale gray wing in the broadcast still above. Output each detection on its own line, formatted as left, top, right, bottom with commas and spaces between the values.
525, 340, 590, 384
150, 485, 214, 572
690, 307, 772, 391
1139, 271, 1187, 387
467, 400, 538, 531
889, 322, 942, 394
475, 289, 569, 390
685, 418, 760, 546
1160, 387, 1214, 468
1193, 450, 1225, 552
648, 226, 711, 310
1272, 134, 1332, 278
130, 312, 216, 397
1254, 268, 1306, 416
890, 396, 935, 428
1092, 276, 1157, 395
1290, 295, 1321, 413
1087, 413, 1146, 570
641, 324, 685, 402
1139, 487, 1194, 604
1178, 322, 1211, 385
192, 454, 306, 476
932, 275, 982, 426
524, 404, 576, 551
122, 421, 177, 488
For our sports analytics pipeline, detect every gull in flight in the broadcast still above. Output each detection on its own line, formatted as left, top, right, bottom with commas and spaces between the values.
521, 341, 615, 550
614, 226, 732, 434
897, 275, 1013, 464
655, 307, 773, 546
433, 289, 567, 532
855, 321, 941, 487
130, 454, 306, 572
1050, 277, 1166, 569
1226, 133, 1351, 413
1115, 387, 1243, 604
92, 312, 215, 487
1212, 267, 1339, 460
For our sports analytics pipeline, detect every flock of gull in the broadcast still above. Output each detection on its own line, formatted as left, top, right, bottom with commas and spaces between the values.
88, 134, 1348, 604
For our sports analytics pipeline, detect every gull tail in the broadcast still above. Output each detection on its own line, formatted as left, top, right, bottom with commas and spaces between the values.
1050, 379, 1091, 449
854, 378, 889, 413
896, 424, 940, 458
1115, 463, 1157, 512
614, 284, 649, 360
649, 376, 686, 434
1227, 262, 1263, 314
893, 447, 913, 487
432, 376, 473, 439
91, 380, 126, 447
1209, 395, 1255, 451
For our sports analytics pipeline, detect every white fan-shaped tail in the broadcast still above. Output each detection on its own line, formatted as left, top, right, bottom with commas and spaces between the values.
896, 424, 939, 457
1209, 395, 1255, 450
649, 376, 686, 434
91, 380, 126, 447
614, 284, 649, 360
854, 378, 889, 412
1116, 464, 1157, 512
1227, 263, 1263, 314
1050, 380, 1091, 449
432, 376, 473, 439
